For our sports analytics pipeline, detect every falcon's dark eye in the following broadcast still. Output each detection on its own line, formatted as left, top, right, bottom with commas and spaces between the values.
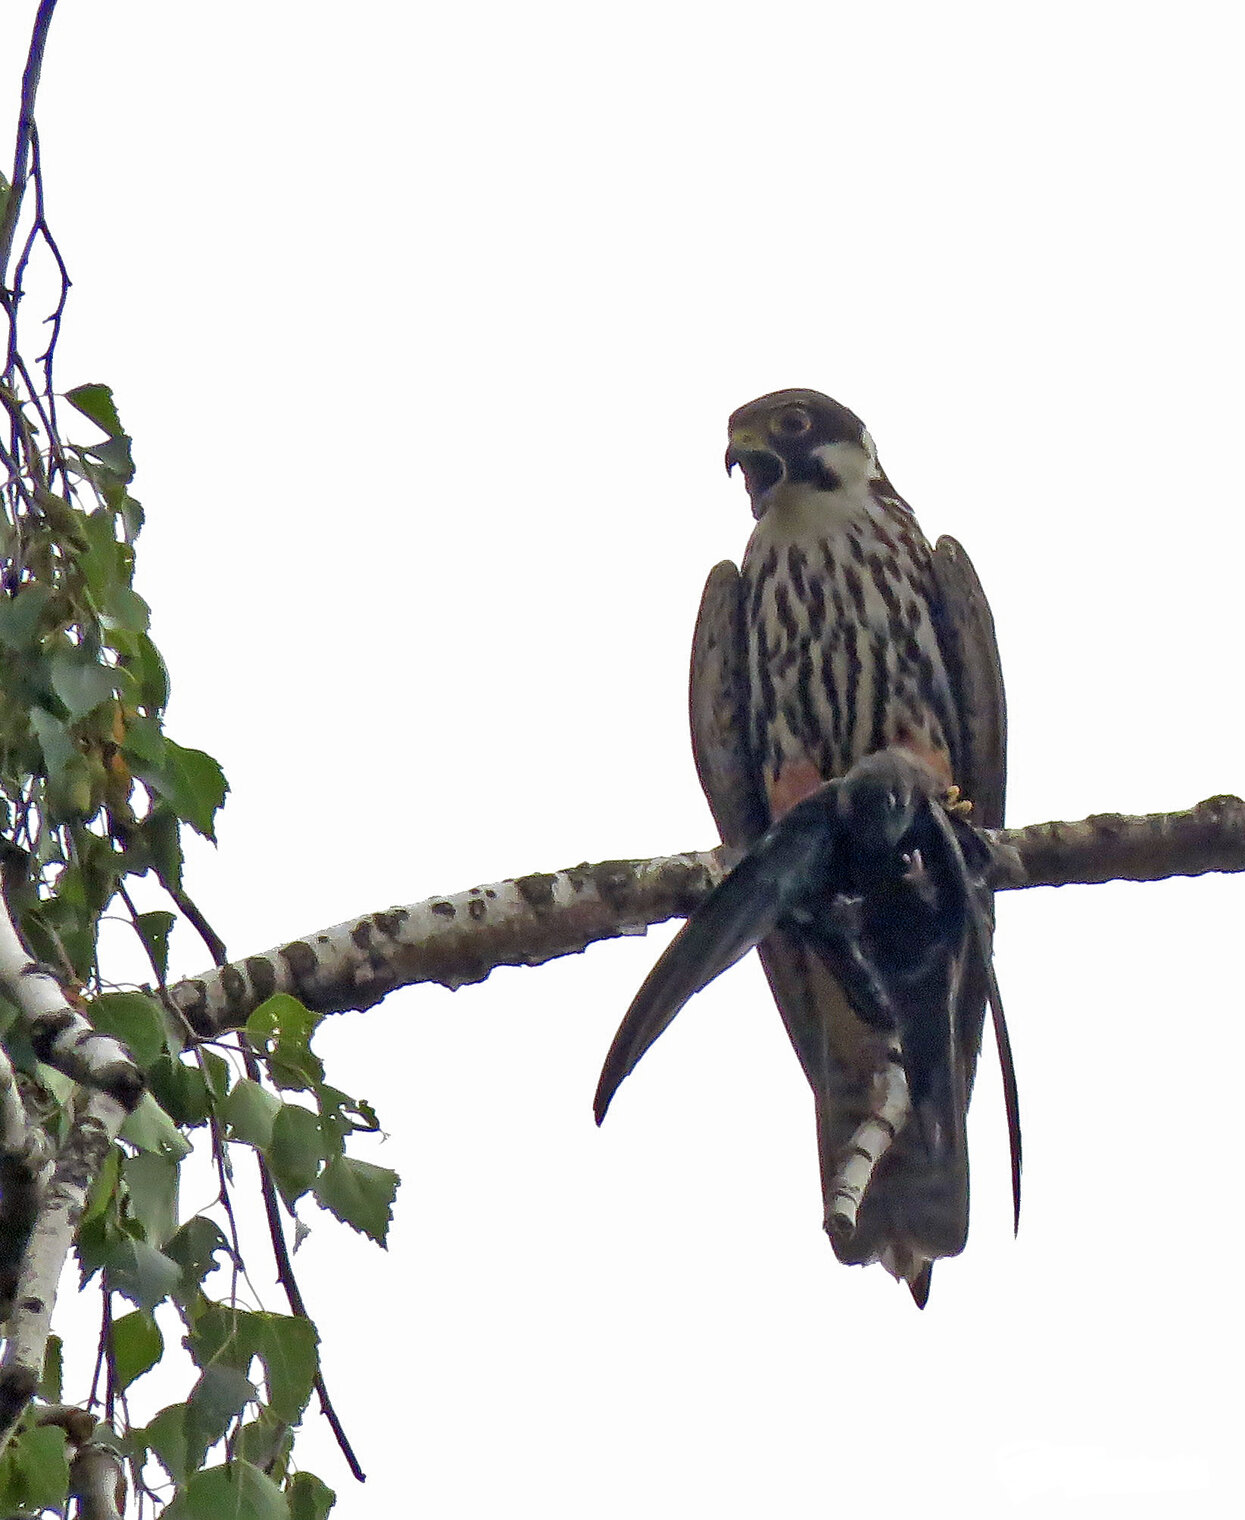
774, 407, 812, 438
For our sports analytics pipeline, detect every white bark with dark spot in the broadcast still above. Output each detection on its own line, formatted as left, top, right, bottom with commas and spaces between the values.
167, 794, 1245, 1035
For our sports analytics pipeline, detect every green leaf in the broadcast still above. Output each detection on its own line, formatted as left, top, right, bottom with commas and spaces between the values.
224, 1079, 281, 1148
0, 583, 52, 649
143, 806, 184, 891
123, 1150, 180, 1245
313, 1156, 399, 1245
131, 632, 170, 711
30, 707, 93, 815
136, 909, 175, 980
141, 1402, 189, 1485
202, 1048, 232, 1100
147, 1055, 213, 1128
186, 1364, 257, 1472
104, 1235, 182, 1312
164, 1459, 289, 1520
0, 1448, 18, 1512
78, 509, 132, 602
49, 651, 118, 719
85, 434, 135, 482
11, 1423, 69, 1510
247, 995, 324, 1093
287, 1470, 336, 1520
187, 1302, 249, 1369
120, 712, 165, 764
143, 739, 228, 840
238, 1415, 294, 1480
122, 1090, 193, 1158
81, 1142, 122, 1227
251, 1313, 318, 1425
189, 1308, 317, 1428
39, 1335, 63, 1403
67, 382, 125, 438
112, 1309, 164, 1392
266, 1104, 324, 1202
102, 582, 152, 633
165, 1216, 232, 1300
89, 989, 166, 1070
316, 1083, 380, 1149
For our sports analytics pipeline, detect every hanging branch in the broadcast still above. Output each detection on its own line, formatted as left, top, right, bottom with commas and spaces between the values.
0, 0, 59, 290
166, 792, 1245, 1035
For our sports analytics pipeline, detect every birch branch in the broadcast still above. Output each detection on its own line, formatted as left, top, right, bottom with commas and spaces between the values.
32, 1407, 124, 1520
0, 898, 143, 1109
68, 1436, 126, 1520
0, 1042, 53, 1323
169, 851, 723, 1035
168, 793, 1245, 1036
0, 885, 144, 1452
985, 792, 1245, 886
0, 1089, 127, 1448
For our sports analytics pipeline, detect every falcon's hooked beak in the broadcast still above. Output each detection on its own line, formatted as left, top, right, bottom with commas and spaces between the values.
725, 426, 784, 517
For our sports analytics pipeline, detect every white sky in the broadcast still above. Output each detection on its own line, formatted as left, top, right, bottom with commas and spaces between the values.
4, 1, 1245, 1514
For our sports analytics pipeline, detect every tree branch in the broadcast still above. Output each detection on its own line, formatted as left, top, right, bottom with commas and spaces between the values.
985, 793, 1245, 887
0, 891, 144, 1110
0, 0, 60, 290
68, 1436, 126, 1520
0, 1042, 53, 1323
0, 1089, 127, 1451
167, 794, 1245, 1035
0, 884, 144, 1454
36, 1409, 125, 1520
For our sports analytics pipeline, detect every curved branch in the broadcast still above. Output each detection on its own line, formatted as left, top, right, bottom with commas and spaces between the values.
170, 851, 721, 1034
0, 890, 144, 1110
167, 794, 1245, 1035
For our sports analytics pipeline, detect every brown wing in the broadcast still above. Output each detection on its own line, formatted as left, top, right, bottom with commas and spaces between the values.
931, 535, 1020, 1227
689, 561, 768, 850
930, 535, 1007, 830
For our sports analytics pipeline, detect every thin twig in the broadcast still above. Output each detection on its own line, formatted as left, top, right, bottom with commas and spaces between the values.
175, 890, 367, 1482
0, 0, 60, 291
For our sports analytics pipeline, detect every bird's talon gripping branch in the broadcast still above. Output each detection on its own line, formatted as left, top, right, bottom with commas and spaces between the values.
942, 786, 973, 817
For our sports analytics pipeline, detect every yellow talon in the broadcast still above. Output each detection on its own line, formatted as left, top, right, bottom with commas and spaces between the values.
943, 785, 973, 817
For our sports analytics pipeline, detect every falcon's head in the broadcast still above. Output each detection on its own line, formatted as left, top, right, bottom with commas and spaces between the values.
726, 388, 879, 518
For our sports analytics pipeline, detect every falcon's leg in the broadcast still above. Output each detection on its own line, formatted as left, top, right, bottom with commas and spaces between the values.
823, 1049, 911, 1244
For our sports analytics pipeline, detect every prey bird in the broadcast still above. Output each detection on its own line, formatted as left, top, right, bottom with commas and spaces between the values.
596, 390, 1017, 1305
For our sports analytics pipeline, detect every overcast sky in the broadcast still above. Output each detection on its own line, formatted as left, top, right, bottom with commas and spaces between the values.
5, 2, 1244, 1515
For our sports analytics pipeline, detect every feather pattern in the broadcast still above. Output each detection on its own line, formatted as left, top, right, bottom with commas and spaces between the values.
691, 389, 1013, 1302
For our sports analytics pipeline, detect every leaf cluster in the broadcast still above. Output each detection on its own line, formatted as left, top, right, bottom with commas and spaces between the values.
64, 983, 396, 1515
0, 364, 396, 1514
0, 384, 226, 985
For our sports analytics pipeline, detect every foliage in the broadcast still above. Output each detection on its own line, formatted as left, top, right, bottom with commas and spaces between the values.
0, 4, 399, 1513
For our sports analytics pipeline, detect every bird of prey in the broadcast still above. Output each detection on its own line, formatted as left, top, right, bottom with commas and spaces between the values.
597, 389, 1014, 1305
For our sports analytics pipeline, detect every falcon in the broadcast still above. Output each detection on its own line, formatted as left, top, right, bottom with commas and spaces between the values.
598, 389, 1014, 1305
